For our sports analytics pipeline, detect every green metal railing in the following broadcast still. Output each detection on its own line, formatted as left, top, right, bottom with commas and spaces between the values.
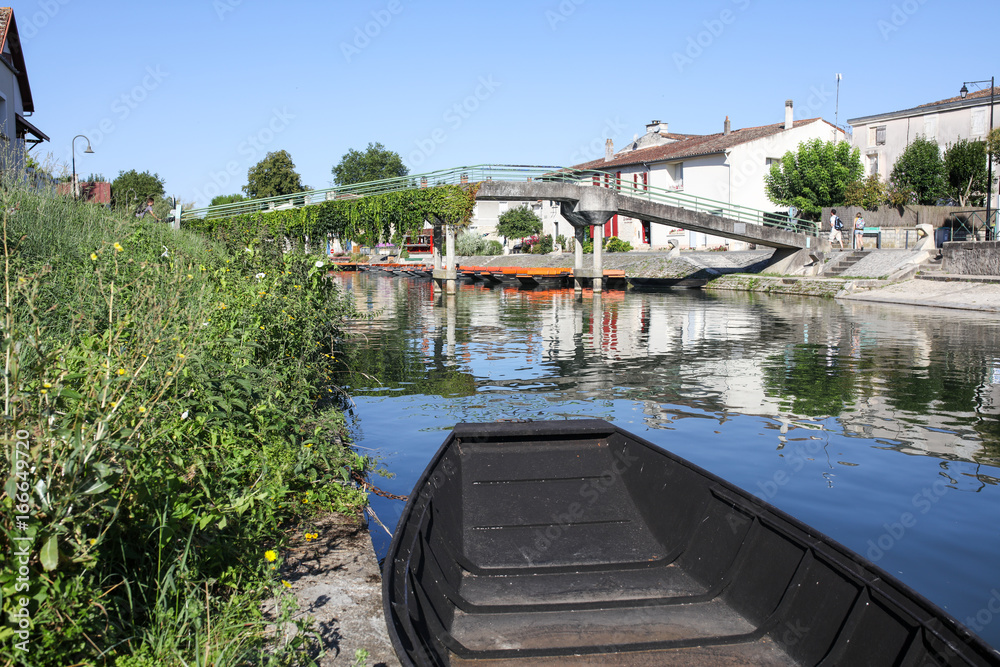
182, 164, 819, 237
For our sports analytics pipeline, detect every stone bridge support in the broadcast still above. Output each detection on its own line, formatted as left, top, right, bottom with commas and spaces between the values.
431, 220, 458, 294
560, 188, 617, 293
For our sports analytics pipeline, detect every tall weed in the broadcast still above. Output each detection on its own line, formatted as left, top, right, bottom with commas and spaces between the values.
1, 180, 370, 666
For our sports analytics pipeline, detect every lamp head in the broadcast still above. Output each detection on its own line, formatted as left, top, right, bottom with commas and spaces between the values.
84, 145, 94, 154
960, 84, 969, 99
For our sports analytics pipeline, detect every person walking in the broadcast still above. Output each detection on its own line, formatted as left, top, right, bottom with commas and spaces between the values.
853, 212, 866, 250
829, 208, 845, 249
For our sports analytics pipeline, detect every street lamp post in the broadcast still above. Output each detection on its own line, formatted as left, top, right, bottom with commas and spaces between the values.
71, 134, 94, 201
961, 77, 995, 239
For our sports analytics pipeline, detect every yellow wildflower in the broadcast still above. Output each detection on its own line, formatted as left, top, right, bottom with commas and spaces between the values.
282, 580, 292, 589
90, 253, 98, 261
117, 368, 126, 376
265, 550, 277, 562
113, 242, 124, 252
177, 353, 186, 359
138, 406, 146, 414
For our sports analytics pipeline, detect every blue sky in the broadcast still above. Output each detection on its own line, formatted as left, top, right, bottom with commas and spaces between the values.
18, 0, 998, 207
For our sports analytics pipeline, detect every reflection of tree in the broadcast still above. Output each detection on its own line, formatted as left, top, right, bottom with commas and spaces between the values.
761, 344, 857, 416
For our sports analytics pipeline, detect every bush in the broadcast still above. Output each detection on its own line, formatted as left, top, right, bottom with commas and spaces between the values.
605, 236, 633, 253
579, 236, 631, 253
530, 234, 554, 254
457, 231, 503, 256
0, 179, 372, 666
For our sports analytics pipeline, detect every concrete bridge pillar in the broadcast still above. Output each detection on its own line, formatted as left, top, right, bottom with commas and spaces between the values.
431, 220, 458, 294
560, 189, 617, 294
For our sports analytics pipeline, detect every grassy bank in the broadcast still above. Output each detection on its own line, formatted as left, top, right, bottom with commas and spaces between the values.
1, 182, 372, 666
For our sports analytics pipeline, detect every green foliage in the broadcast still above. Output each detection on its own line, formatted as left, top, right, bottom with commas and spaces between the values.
483, 239, 503, 255
332, 142, 409, 186
529, 234, 553, 254
187, 185, 479, 249
243, 149, 305, 199
890, 136, 947, 205
605, 236, 633, 252
84, 173, 108, 183
764, 139, 864, 220
457, 231, 489, 255
496, 206, 542, 240
579, 235, 631, 253
210, 193, 246, 207
844, 174, 913, 210
943, 139, 988, 206
988, 128, 1000, 164
0, 183, 372, 666
111, 169, 166, 210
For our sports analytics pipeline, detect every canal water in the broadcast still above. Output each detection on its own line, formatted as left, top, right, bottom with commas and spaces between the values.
331, 271, 1000, 649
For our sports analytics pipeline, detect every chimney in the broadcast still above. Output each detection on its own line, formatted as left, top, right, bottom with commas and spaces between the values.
604, 138, 614, 162
784, 100, 794, 130
646, 120, 667, 134
724, 116, 731, 136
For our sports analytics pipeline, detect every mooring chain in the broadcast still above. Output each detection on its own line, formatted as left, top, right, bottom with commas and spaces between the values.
352, 470, 408, 501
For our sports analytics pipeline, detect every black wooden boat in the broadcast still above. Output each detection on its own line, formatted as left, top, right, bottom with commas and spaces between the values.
383, 419, 1000, 666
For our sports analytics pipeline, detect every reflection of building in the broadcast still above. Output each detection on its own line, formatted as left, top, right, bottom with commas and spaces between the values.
0, 8, 48, 170
338, 273, 999, 463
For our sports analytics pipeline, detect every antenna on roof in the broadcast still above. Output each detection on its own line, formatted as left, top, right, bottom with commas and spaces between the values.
835, 73, 843, 142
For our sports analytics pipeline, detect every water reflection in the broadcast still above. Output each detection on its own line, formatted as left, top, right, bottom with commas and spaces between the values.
335, 274, 1000, 464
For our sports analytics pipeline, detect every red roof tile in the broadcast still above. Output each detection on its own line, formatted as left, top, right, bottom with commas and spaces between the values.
574, 118, 828, 170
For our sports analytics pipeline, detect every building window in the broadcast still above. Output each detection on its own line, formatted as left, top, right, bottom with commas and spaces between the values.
867, 153, 879, 176
765, 157, 781, 171
923, 116, 937, 140
875, 126, 886, 145
868, 126, 877, 146
972, 107, 987, 136
672, 163, 684, 189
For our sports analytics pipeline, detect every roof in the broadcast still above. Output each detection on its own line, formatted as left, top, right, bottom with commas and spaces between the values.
574, 118, 829, 170
0, 8, 35, 113
847, 86, 998, 126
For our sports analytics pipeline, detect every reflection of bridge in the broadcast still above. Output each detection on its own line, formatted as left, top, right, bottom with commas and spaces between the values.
182, 165, 828, 293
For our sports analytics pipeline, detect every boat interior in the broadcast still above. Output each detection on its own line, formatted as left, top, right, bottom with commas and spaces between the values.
384, 420, 995, 666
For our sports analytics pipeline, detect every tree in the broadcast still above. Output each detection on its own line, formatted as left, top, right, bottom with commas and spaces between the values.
844, 174, 913, 210
243, 149, 304, 199
111, 169, 165, 210
889, 136, 947, 205
764, 139, 863, 220
943, 139, 988, 206
210, 193, 246, 207
332, 142, 408, 186
496, 206, 542, 241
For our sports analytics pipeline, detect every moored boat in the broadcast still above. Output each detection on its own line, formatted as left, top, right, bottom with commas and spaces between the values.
383, 419, 1000, 666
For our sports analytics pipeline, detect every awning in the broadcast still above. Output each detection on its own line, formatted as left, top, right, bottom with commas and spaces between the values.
16, 113, 49, 148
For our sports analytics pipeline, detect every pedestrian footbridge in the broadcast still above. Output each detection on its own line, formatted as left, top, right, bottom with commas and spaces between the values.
183, 165, 828, 292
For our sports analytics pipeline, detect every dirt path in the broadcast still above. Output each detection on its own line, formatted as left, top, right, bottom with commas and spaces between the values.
272, 512, 400, 666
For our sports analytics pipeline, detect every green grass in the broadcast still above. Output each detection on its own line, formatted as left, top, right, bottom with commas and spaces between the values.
1, 177, 371, 666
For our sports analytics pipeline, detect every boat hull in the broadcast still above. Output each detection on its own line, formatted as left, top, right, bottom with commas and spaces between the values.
383, 420, 999, 666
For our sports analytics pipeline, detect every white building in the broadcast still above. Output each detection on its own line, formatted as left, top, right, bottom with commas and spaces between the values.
0, 8, 48, 170
573, 102, 844, 250
847, 85, 998, 206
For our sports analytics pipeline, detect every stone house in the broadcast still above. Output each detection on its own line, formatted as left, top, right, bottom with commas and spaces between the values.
847, 85, 998, 193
